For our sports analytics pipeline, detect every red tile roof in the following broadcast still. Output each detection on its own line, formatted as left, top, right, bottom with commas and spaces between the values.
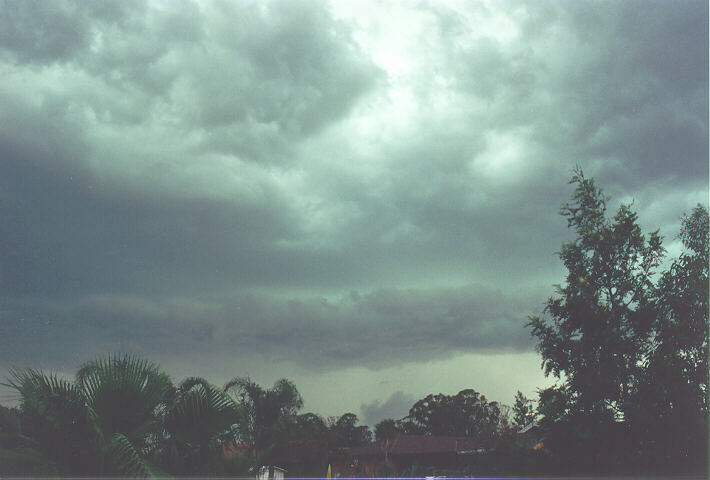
223, 442, 255, 458
346, 435, 484, 458
390, 435, 481, 455
346, 440, 387, 456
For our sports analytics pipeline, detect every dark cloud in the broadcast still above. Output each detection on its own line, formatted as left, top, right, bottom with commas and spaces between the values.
0, 0, 706, 414
530, 0, 708, 187
0, 283, 539, 373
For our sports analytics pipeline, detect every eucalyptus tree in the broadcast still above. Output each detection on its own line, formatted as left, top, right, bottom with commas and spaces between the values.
327, 413, 372, 447
403, 389, 505, 441
512, 391, 535, 428
624, 205, 709, 473
527, 169, 708, 474
527, 168, 664, 421
374, 418, 401, 441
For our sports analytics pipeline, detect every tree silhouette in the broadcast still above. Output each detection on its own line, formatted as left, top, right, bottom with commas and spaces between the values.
512, 391, 535, 428
224, 377, 303, 462
528, 168, 664, 421
374, 418, 401, 441
528, 169, 708, 474
625, 205, 709, 473
402, 389, 506, 441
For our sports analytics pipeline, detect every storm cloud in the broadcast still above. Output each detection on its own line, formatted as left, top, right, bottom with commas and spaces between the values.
1, 0, 706, 417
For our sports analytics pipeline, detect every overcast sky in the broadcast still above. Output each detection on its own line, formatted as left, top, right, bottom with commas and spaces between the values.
0, 0, 707, 426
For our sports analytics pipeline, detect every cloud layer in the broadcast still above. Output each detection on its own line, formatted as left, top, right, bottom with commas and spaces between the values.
1, 0, 706, 414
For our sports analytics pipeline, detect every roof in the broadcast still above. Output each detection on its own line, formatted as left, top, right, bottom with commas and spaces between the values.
517, 420, 540, 435
346, 440, 386, 456
222, 442, 255, 458
347, 435, 484, 457
390, 435, 482, 455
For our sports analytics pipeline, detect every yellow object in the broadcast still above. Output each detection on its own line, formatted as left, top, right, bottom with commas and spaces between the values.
327, 464, 332, 479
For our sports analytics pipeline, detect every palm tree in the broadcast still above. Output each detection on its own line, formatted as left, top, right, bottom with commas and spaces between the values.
5, 353, 246, 477
160, 376, 245, 475
224, 377, 303, 463
4, 369, 94, 474
77, 354, 175, 476
6, 355, 170, 476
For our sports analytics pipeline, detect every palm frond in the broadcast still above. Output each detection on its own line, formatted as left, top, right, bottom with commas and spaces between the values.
106, 432, 155, 478
6, 368, 84, 408
4, 368, 97, 473
76, 353, 174, 445
165, 380, 242, 445
177, 376, 213, 394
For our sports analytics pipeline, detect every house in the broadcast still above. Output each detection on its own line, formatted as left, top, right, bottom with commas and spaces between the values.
342, 439, 387, 476
339, 435, 487, 477
256, 465, 287, 480
516, 420, 546, 450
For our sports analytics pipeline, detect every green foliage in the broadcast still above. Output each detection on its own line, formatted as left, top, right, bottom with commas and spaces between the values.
224, 376, 303, 462
4, 368, 97, 474
161, 377, 243, 475
77, 354, 174, 452
0, 405, 21, 449
374, 418, 401, 441
270, 412, 330, 476
4, 356, 385, 477
528, 169, 709, 474
166, 379, 241, 445
3, 353, 243, 477
327, 412, 371, 447
651, 205, 708, 404
460, 435, 552, 476
512, 390, 535, 427
624, 204, 709, 473
106, 432, 156, 478
0, 402, 58, 475
288, 412, 329, 440
535, 385, 569, 426
402, 388, 506, 441
0, 446, 59, 476
528, 168, 664, 419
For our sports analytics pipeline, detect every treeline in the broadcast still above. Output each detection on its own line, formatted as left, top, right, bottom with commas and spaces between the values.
0, 357, 530, 477
373, 389, 513, 442
0, 358, 525, 477
0, 359, 375, 477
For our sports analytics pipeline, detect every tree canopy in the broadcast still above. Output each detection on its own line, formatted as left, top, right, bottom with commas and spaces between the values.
378, 388, 511, 444
223, 376, 303, 460
512, 391, 535, 428
528, 168, 708, 474
528, 168, 664, 420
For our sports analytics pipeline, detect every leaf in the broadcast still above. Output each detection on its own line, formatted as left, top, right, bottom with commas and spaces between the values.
106, 432, 155, 478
